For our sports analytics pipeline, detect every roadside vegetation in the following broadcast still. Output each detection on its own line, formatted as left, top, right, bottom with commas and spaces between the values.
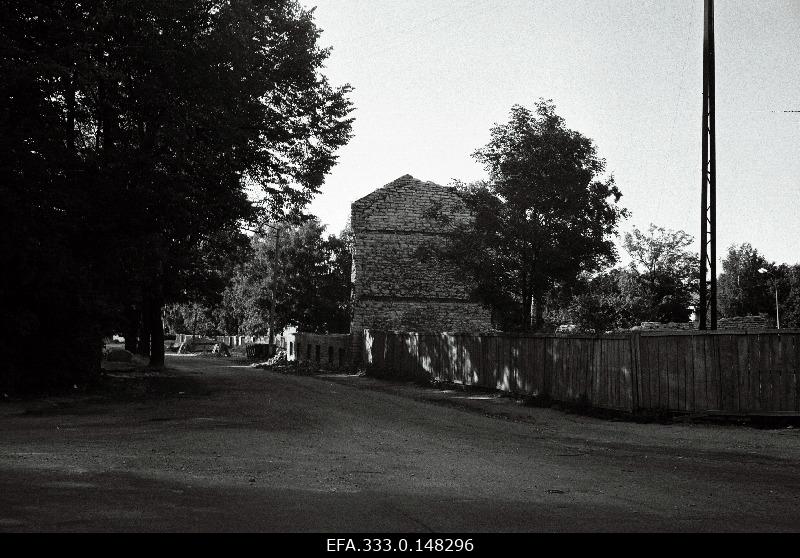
1, 1, 354, 393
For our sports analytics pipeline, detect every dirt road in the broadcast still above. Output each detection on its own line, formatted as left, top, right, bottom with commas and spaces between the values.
1, 354, 799, 532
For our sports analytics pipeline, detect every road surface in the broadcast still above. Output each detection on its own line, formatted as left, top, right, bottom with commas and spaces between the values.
1, 354, 799, 532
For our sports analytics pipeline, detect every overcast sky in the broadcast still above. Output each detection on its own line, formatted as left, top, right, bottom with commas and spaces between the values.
300, 0, 799, 266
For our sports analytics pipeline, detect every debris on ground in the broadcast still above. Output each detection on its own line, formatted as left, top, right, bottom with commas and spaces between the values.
211, 342, 231, 357
250, 349, 287, 369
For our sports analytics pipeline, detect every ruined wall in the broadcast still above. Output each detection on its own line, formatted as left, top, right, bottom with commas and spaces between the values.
293, 332, 353, 369
350, 175, 492, 334
717, 315, 769, 330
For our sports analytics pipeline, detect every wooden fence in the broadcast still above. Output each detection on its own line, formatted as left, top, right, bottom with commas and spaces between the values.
362, 329, 800, 415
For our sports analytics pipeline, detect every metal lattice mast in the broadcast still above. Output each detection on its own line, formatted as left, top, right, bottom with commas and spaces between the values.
699, 0, 717, 330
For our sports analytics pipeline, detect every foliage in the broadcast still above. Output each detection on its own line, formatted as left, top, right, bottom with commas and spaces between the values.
780, 265, 800, 328
439, 100, 628, 330
718, 244, 800, 328
621, 224, 698, 323
553, 224, 699, 331
559, 268, 638, 332
0, 0, 352, 389
244, 219, 352, 334
717, 243, 774, 318
167, 218, 353, 337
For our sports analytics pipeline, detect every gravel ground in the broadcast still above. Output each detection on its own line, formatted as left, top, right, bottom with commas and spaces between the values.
1, 353, 799, 532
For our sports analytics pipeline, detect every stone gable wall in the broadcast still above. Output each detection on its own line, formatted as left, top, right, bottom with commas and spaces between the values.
350, 175, 492, 335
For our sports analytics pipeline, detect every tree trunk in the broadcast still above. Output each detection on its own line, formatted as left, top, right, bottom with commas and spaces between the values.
66, 70, 75, 154
522, 293, 532, 332
124, 305, 138, 353
521, 269, 531, 332
268, 227, 281, 356
148, 297, 164, 368
137, 302, 151, 356
532, 289, 544, 331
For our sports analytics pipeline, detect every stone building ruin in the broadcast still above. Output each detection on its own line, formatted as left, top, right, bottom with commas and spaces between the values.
350, 174, 492, 335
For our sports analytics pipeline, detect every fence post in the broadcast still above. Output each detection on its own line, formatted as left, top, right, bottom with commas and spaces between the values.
629, 331, 641, 411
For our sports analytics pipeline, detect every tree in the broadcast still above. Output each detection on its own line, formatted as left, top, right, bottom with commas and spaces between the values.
560, 268, 640, 332
440, 100, 628, 330
622, 224, 697, 323
717, 243, 773, 318
1, 0, 353, 389
257, 219, 352, 334
186, 218, 353, 338
780, 265, 800, 328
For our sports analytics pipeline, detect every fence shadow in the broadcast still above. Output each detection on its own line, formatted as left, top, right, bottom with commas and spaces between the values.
362, 329, 800, 415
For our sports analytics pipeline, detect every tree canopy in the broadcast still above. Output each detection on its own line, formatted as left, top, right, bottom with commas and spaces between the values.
718, 243, 773, 318
438, 100, 628, 330
1, 0, 352, 391
622, 224, 698, 324
164, 219, 352, 337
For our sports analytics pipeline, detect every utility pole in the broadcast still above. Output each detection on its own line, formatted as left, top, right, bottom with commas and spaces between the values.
699, 0, 717, 329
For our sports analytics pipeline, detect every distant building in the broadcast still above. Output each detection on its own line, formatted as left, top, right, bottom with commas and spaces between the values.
350, 174, 492, 334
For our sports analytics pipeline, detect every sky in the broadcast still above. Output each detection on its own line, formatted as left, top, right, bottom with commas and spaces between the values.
300, 0, 800, 267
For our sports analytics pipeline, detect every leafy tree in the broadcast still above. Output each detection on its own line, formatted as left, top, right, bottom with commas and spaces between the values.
780, 265, 800, 328
260, 219, 352, 334
1, 0, 353, 389
717, 244, 800, 328
439, 100, 628, 330
717, 243, 774, 318
185, 219, 352, 338
560, 268, 640, 332
622, 224, 697, 323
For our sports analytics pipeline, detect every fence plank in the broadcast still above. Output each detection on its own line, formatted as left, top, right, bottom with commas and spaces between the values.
736, 335, 750, 412
594, 339, 607, 407
706, 335, 721, 410
780, 334, 795, 412
578, 337, 588, 403
630, 333, 641, 410
746, 333, 760, 413
565, 338, 575, 401
669, 336, 678, 410
620, 339, 633, 411
578, 338, 590, 403
516, 337, 529, 394
676, 335, 690, 411
793, 335, 800, 413
509, 336, 520, 393
777, 334, 790, 411
718, 334, 739, 412
602, 338, 611, 408
638, 336, 651, 409
761, 334, 775, 411
458, 334, 472, 386
656, 338, 667, 409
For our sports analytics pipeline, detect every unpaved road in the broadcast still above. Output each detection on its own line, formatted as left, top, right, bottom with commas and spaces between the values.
1, 354, 799, 532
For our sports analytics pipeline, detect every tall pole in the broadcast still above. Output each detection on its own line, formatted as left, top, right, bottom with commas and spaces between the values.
699, 0, 717, 329
775, 281, 781, 329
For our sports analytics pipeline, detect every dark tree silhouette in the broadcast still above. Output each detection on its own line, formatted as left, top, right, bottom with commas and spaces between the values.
1, 0, 352, 390
437, 100, 627, 331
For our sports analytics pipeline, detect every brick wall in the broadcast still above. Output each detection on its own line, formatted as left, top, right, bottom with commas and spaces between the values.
293, 332, 353, 369
717, 315, 769, 330
350, 175, 492, 337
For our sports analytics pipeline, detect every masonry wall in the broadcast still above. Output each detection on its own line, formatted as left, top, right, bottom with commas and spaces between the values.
350, 175, 492, 336
718, 315, 769, 330
293, 332, 353, 370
